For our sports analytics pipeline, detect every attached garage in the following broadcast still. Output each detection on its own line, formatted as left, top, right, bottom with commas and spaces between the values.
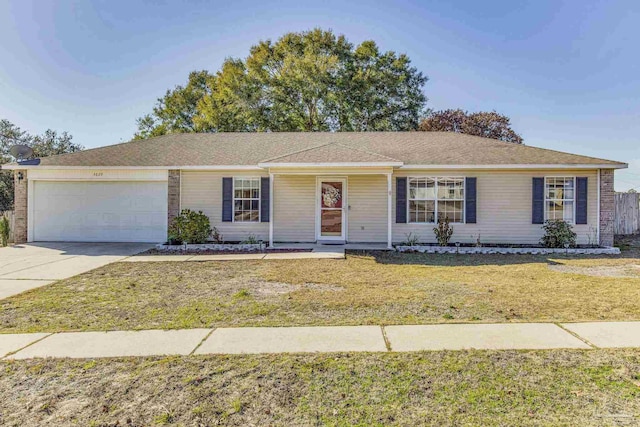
28, 171, 169, 243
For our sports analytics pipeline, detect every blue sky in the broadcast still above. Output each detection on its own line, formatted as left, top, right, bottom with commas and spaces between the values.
1, 0, 638, 190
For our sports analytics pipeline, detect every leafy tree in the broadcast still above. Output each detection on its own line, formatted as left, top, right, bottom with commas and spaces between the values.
0, 119, 82, 210
135, 28, 427, 136
419, 109, 523, 144
194, 59, 263, 132
134, 70, 213, 139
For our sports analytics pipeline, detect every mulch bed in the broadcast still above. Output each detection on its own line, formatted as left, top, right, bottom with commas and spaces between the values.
142, 248, 313, 255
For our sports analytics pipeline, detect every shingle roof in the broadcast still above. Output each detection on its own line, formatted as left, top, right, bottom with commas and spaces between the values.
5, 132, 626, 168
259, 142, 402, 165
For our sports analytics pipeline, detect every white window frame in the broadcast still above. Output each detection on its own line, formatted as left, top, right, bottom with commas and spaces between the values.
232, 176, 261, 223
407, 176, 465, 224
544, 176, 576, 223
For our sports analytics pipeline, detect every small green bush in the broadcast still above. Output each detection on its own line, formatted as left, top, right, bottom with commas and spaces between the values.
0, 215, 9, 247
402, 232, 419, 246
433, 216, 454, 246
242, 234, 259, 244
168, 209, 213, 244
540, 220, 577, 248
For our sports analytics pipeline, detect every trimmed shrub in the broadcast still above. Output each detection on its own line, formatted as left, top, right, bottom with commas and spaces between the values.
540, 220, 577, 248
0, 215, 9, 247
168, 209, 214, 244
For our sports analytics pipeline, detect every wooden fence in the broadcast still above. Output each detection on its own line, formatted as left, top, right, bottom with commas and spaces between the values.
614, 192, 640, 235
1, 210, 15, 244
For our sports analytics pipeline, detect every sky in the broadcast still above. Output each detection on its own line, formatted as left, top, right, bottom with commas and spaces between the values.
0, 0, 639, 191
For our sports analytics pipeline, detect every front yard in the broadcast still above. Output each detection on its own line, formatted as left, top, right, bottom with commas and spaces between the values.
1, 237, 639, 333
1, 238, 639, 426
1, 350, 639, 426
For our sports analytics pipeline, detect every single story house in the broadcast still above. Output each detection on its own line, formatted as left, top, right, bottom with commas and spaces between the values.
2, 132, 626, 247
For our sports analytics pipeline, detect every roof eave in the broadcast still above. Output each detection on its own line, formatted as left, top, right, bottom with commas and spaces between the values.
399, 163, 628, 170
2, 162, 627, 170
0, 165, 264, 170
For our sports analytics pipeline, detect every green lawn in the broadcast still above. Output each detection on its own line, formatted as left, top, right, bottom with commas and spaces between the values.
1, 350, 639, 426
1, 238, 639, 333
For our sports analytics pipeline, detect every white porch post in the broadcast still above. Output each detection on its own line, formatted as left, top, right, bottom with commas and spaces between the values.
387, 172, 393, 249
269, 172, 274, 248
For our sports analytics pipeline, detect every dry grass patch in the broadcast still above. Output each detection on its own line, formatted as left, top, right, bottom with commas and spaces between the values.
0, 350, 639, 426
0, 238, 639, 332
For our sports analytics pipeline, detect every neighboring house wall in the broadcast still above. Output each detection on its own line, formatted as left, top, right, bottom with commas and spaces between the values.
180, 170, 269, 242
13, 170, 27, 244
599, 169, 615, 246
392, 169, 599, 245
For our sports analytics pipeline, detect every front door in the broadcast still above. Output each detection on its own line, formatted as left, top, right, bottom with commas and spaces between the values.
317, 179, 346, 241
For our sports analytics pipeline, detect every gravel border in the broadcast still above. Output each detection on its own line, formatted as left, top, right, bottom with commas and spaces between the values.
396, 246, 621, 255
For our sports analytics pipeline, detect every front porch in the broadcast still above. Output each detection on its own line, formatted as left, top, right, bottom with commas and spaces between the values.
266, 167, 395, 248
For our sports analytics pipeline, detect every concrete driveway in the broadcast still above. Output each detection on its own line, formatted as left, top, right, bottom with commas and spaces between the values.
0, 242, 153, 299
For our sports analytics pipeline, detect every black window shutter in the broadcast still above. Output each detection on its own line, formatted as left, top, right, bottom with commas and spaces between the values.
576, 177, 588, 224
222, 177, 233, 222
532, 177, 545, 224
260, 177, 270, 222
465, 177, 477, 223
396, 177, 407, 223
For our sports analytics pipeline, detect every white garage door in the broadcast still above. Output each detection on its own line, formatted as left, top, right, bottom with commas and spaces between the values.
32, 181, 167, 242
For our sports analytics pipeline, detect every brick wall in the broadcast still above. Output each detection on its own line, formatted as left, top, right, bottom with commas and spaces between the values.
13, 170, 28, 244
167, 170, 181, 228
599, 169, 615, 247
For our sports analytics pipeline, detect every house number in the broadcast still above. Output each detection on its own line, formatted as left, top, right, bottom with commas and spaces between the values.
93, 172, 103, 177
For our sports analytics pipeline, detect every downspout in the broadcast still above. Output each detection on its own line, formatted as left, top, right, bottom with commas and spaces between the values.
387, 172, 393, 249
269, 172, 274, 248
596, 169, 600, 245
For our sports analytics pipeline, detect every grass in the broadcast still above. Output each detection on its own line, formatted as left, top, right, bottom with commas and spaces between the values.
0, 349, 639, 426
1, 236, 639, 333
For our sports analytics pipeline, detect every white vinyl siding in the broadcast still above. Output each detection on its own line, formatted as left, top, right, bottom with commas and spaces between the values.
347, 175, 388, 243
393, 169, 598, 245
181, 171, 268, 242
273, 175, 316, 242
273, 175, 389, 243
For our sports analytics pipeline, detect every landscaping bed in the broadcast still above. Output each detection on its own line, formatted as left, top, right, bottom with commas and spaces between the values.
147, 244, 312, 255
1, 350, 639, 426
396, 245, 620, 255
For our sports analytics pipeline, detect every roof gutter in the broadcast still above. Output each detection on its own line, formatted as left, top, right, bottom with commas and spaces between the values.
399, 163, 628, 170
2, 163, 627, 171
0, 165, 265, 171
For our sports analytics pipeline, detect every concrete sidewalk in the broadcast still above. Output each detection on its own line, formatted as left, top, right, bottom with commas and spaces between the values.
2, 322, 640, 360
123, 248, 345, 262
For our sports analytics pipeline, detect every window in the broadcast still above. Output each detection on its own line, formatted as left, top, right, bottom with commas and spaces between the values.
545, 176, 575, 222
408, 177, 464, 223
233, 177, 260, 222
